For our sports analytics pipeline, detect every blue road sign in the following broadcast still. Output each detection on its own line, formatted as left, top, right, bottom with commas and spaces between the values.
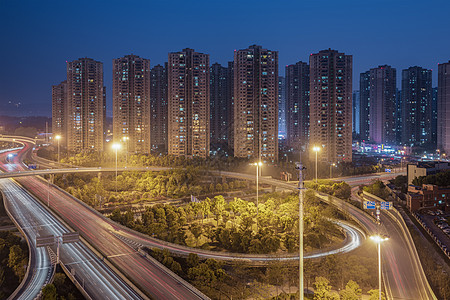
364, 201, 376, 209
385, 168, 391, 173
380, 201, 393, 210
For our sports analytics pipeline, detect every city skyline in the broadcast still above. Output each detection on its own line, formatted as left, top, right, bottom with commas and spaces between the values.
1, 0, 450, 116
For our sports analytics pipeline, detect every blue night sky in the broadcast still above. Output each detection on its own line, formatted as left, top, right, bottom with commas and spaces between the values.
1, 0, 449, 117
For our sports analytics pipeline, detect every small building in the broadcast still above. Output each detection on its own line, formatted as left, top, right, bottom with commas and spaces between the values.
407, 161, 450, 185
406, 184, 450, 212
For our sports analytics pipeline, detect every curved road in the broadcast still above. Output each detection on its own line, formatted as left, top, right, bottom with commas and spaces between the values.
0, 150, 145, 300
1, 137, 436, 299
2, 141, 209, 299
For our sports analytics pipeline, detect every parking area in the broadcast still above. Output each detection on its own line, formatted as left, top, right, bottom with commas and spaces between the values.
413, 210, 450, 259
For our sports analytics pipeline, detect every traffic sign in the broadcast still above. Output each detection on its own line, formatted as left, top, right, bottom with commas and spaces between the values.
380, 201, 393, 210
385, 168, 391, 173
364, 201, 376, 209
36, 235, 55, 247
62, 232, 80, 244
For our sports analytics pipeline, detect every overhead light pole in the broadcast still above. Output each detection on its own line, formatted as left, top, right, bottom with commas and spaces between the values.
329, 162, 336, 179
370, 235, 389, 300
122, 136, 129, 167
296, 162, 306, 300
251, 161, 263, 222
112, 143, 121, 193
55, 135, 61, 163
313, 146, 320, 183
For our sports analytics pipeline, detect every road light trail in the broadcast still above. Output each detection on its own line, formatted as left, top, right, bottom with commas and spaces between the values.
0, 153, 143, 300
2, 141, 209, 299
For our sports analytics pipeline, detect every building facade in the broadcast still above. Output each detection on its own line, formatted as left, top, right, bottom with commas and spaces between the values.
112, 54, 151, 153
432, 87, 438, 147
438, 61, 450, 154
352, 90, 360, 136
226, 61, 234, 153
52, 80, 67, 146
396, 89, 402, 144
210, 63, 229, 150
150, 63, 168, 152
309, 49, 352, 163
66, 58, 105, 152
401, 66, 432, 147
278, 76, 286, 138
407, 184, 450, 212
168, 48, 210, 158
233, 45, 278, 162
359, 71, 370, 141
367, 65, 397, 144
286, 61, 310, 150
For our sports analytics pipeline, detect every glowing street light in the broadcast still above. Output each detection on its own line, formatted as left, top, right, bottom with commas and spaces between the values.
55, 135, 61, 163
112, 143, 121, 193
312, 146, 321, 183
250, 161, 263, 224
329, 162, 336, 179
370, 235, 389, 300
122, 136, 129, 167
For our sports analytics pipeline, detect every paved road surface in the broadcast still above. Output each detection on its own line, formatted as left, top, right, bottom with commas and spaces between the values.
3, 143, 208, 299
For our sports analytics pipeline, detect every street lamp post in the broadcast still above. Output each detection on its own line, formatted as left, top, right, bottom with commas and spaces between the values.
370, 235, 389, 300
55, 135, 61, 163
250, 162, 263, 229
329, 163, 336, 179
112, 143, 121, 193
122, 136, 129, 167
313, 146, 320, 183
296, 162, 306, 300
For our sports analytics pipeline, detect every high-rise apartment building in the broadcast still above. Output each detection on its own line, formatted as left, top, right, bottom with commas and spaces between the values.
286, 61, 310, 150
278, 76, 286, 138
352, 90, 360, 136
309, 49, 352, 162
402, 66, 432, 146
168, 48, 210, 158
226, 61, 234, 153
432, 87, 438, 147
66, 58, 105, 152
150, 63, 168, 152
359, 71, 370, 141
396, 89, 402, 144
233, 45, 278, 162
210, 63, 229, 150
113, 54, 151, 153
364, 65, 397, 144
438, 61, 450, 154
52, 80, 67, 146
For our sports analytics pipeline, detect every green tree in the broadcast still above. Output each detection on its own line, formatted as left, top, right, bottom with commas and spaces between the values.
313, 276, 338, 300
42, 284, 57, 300
187, 253, 200, 267
189, 224, 203, 247
339, 280, 362, 300
8, 244, 26, 280
368, 289, 386, 300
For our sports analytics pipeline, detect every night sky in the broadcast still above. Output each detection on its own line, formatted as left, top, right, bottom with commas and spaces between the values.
1, 0, 449, 117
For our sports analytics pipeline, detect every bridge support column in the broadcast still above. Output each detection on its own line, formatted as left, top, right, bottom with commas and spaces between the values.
271, 185, 276, 193
98, 172, 102, 181
49, 174, 54, 184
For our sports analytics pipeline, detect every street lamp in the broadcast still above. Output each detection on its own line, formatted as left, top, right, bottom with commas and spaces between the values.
55, 135, 61, 163
296, 162, 306, 300
312, 146, 320, 183
112, 143, 121, 193
370, 235, 389, 300
251, 161, 263, 221
329, 163, 336, 179
122, 136, 129, 167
